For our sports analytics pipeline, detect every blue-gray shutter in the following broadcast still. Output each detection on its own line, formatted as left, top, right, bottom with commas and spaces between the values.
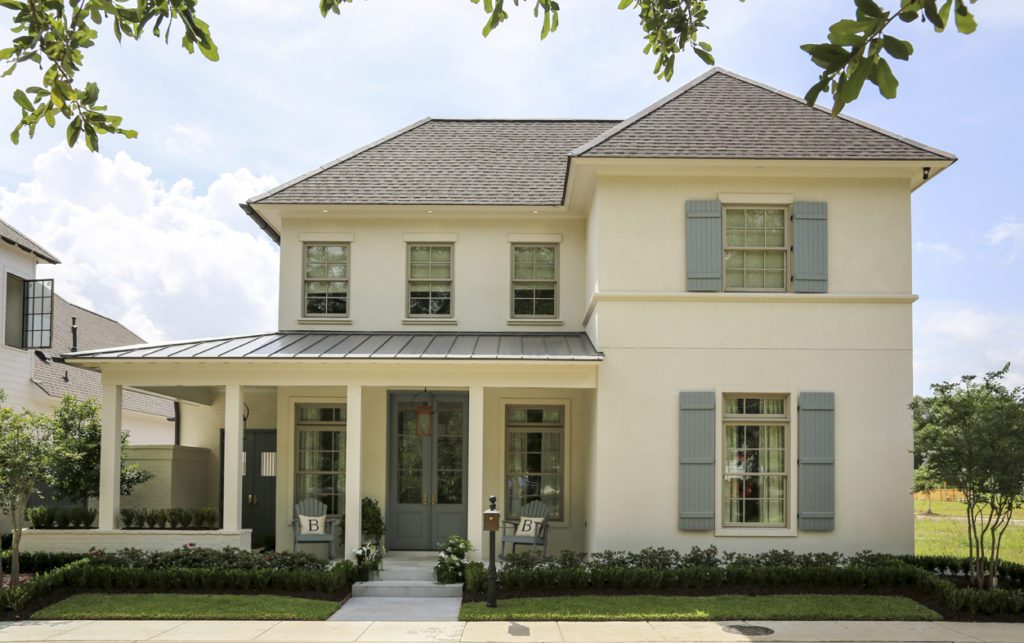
679, 391, 715, 530
798, 391, 835, 531
685, 200, 722, 292
792, 201, 828, 293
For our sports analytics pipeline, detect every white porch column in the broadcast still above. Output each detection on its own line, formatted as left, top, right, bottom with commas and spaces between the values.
344, 384, 363, 560
468, 385, 484, 561
98, 383, 123, 530
222, 384, 244, 531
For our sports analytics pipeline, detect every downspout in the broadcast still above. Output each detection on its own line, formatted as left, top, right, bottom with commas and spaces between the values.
173, 401, 181, 446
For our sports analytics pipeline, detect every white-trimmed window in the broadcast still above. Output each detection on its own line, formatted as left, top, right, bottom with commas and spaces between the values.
303, 243, 349, 317
511, 244, 558, 318
407, 243, 453, 317
722, 395, 788, 527
295, 404, 346, 515
505, 405, 564, 520
724, 207, 787, 291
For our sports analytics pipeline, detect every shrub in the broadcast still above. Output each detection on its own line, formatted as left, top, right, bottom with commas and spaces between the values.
86, 545, 330, 572
464, 561, 486, 593
53, 508, 72, 529
27, 507, 52, 529
434, 535, 472, 584
361, 497, 385, 542
167, 508, 188, 529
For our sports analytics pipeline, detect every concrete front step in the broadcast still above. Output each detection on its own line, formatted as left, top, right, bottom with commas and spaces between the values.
379, 569, 434, 581
352, 580, 462, 598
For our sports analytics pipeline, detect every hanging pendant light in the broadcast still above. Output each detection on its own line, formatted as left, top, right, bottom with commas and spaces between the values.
412, 389, 437, 437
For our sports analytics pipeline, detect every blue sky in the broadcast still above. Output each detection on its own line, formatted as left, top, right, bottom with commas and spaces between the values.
0, 0, 1021, 392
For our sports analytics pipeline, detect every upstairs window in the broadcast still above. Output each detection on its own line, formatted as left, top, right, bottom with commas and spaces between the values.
304, 243, 349, 317
724, 207, 787, 291
5, 274, 53, 349
511, 244, 558, 319
408, 244, 453, 317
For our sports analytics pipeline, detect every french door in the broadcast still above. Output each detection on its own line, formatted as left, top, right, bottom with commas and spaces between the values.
386, 392, 468, 550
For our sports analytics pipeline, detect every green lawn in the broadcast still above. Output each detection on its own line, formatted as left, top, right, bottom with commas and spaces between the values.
32, 593, 339, 620
915, 515, 1024, 563
460, 594, 939, 622
915, 498, 968, 517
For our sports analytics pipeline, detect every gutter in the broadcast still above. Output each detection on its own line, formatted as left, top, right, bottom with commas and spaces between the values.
239, 203, 280, 244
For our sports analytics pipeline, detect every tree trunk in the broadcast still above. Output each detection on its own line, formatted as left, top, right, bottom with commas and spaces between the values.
9, 493, 29, 588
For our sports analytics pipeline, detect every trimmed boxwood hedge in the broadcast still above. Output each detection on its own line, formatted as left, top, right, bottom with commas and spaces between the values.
0, 546, 357, 617
464, 547, 1024, 619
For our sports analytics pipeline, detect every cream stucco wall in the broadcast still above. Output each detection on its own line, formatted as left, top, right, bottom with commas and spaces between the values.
277, 215, 587, 332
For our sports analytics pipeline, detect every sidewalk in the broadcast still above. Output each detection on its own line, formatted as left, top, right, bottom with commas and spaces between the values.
3, 620, 1024, 642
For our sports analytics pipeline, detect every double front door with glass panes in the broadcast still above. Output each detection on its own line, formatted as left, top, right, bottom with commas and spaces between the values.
387, 392, 468, 550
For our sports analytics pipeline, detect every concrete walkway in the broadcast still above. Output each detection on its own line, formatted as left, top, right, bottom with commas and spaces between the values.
3, 620, 1024, 642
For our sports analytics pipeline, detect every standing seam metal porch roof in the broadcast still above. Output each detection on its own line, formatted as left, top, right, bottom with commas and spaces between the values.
63, 332, 602, 362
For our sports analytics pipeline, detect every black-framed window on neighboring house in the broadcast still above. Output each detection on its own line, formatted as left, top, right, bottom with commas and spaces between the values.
505, 405, 564, 521
511, 244, 558, 319
295, 404, 346, 515
303, 243, 349, 317
5, 274, 53, 349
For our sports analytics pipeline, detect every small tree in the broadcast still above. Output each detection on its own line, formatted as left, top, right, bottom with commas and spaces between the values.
913, 461, 941, 515
49, 395, 152, 502
913, 364, 1024, 589
0, 399, 62, 588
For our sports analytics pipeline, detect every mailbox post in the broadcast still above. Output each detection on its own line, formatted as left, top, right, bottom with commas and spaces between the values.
483, 494, 500, 608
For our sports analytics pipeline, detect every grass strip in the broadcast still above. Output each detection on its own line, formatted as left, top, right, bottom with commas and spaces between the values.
32, 593, 339, 621
460, 593, 941, 621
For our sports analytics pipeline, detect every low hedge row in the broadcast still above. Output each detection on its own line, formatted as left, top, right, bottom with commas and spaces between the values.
1, 550, 87, 574
0, 547, 358, 616
119, 507, 219, 530
26, 507, 97, 530
463, 548, 1024, 619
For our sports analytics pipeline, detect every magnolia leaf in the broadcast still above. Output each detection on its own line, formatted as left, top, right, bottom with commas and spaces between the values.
882, 35, 914, 60
873, 57, 899, 98
12, 89, 32, 112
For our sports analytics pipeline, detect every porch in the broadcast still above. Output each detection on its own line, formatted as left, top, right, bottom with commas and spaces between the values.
51, 331, 601, 561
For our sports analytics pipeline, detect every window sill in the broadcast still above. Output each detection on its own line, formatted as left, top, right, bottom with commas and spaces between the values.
714, 526, 796, 538
506, 319, 563, 326
296, 317, 352, 325
402, 318, 458, 326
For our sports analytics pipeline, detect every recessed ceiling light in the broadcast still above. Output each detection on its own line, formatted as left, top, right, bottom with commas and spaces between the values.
427, 210, 433, 213
321, 209, 328, 213
532, 210, 539, 214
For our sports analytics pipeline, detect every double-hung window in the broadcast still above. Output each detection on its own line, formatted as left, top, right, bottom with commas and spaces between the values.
723, 395, 788, 527
511, 244, 558, 318
724, 207, 787, 291
295, 404, 346, 515
505, 405, 564, 520
408, 244, 453, 317
303, 243, 349, 317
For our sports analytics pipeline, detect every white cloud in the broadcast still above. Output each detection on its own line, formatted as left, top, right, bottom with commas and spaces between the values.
0, 145, 280, 343
915, 302, 1024, 394
987, 220, 1024, 259
914, 241, 962, 261
163, 124, 212, 157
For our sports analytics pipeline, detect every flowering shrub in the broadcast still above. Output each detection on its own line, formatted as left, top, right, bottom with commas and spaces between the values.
434, 535, 472, 584
354, 543, 381, 572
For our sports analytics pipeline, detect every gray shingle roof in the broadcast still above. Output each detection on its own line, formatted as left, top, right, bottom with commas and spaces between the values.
65, 331, 603, 362
251, 119, 618, 206
0, 218, 59, 264
573, 68, 955, 161
246, 68, 953, 211
33, 295, 175, 417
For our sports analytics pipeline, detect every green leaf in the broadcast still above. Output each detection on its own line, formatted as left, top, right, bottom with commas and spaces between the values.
838, 57, 874, 104
12, 89, 32, 112
617, 0, 632, 8
854, 0, 885, 19
697, 41, 712, 52
120, 128, 138, 139
936, 0, 952, 32
954, 1, 977, 34
694, 48, 714, 65
10, 123, 20, 145
804, 78, 829, 107
872, 57, 899, 99
66, 116, 81, 147
540, 8, 550, 39
882, 35, 914, 60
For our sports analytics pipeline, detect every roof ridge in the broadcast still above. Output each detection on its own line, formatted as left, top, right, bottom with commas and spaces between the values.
248, 117, 434, 204
569, 67, 722, 157
571, 67, 955, 161
710, 68, 956, 161
427, 118, 621, 123
0, 217, 61, 264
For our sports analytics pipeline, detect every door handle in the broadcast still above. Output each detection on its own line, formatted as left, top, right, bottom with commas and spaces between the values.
422, 493, 427, 505
432, 493, 437, 506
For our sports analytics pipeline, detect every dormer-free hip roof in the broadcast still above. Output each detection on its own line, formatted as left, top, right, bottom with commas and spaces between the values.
246, 68, 955, 210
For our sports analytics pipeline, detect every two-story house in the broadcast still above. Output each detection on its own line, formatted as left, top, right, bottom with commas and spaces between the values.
56, 68, 955, 560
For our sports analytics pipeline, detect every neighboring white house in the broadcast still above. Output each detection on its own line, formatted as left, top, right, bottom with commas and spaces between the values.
59, 68, 956, 560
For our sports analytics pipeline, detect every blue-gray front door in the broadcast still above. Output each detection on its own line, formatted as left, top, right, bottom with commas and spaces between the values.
386, 391, 468, 550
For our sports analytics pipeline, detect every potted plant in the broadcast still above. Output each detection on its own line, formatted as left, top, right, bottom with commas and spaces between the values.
354, 543, 381, 582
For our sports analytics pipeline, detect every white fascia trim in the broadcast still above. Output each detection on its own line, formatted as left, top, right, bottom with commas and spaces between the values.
718, 193, 793, 205
404, 233, 458, 242
298, 233, 354, 242
508, 233, 563, 243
